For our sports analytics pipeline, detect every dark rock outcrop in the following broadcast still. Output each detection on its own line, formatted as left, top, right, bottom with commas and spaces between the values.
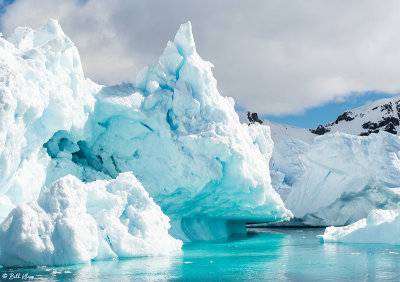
310, 98, 400, 137
247, 112, 263, 125
310, 125, 330, 135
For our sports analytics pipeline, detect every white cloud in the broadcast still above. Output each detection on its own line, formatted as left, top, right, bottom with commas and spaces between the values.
2, 0, 400, 115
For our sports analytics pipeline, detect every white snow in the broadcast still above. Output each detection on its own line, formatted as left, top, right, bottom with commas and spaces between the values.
0, 172, 182, 267
237, 111, 316, 144
302, 185, 400, 226
321, 207, 400, 245
264, 120, 315, 144
314, 95, 400, 136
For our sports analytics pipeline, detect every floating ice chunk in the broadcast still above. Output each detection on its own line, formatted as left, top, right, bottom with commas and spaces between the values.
0, 172, 182, 267
321, 207, 400, 245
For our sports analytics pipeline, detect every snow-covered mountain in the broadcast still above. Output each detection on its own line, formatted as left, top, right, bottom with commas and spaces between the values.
241, 94, 400, 141
237, 111, 315, 144
311, 95, 400, 136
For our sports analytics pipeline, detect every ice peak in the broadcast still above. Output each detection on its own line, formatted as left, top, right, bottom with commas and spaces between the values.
173, 21, 196, 58
135, 21, 200, 91
8, 18, 70, 50
33, 18, 69, 47
39, 18, 64, 37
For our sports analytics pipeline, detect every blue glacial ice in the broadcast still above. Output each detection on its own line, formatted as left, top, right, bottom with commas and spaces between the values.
42, 21, 292, 241
0, 19, 292, 266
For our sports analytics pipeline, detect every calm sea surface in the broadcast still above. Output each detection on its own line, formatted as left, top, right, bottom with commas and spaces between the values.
1, 228, 400, 281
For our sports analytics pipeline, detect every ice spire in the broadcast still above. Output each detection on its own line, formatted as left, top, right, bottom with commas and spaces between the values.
173, 21, 196, 58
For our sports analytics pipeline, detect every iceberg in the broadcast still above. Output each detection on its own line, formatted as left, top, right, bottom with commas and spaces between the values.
42, 21, 292, 241
321, 207, 400, 245
0, 17, 292, 262
0, 172, 182, 267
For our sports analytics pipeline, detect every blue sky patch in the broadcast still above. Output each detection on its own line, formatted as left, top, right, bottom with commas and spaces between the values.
263, 91, 398, 129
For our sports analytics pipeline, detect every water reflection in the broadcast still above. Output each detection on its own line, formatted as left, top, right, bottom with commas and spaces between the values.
2, 229, 400, 281
322, 239, 400, 280
173, 231, 288, 280
1, 255, 178, 281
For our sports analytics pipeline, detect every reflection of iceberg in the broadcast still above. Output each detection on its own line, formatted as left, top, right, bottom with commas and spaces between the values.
0, 18, 292, 266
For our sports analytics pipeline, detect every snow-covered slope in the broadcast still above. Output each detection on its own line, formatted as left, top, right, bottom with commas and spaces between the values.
311, 95, 400, 136
265, 120, 315, 144
238, 111, 316, 144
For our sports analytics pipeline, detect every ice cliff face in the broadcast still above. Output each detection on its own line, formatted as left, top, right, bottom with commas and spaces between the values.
0, 18, 291, 264
285, 132, 400, 226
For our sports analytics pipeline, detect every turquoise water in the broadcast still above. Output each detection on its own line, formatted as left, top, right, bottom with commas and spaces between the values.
2, 228, 400, 281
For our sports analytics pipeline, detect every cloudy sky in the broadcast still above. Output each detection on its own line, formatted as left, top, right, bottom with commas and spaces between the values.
1, 0, 400, 127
